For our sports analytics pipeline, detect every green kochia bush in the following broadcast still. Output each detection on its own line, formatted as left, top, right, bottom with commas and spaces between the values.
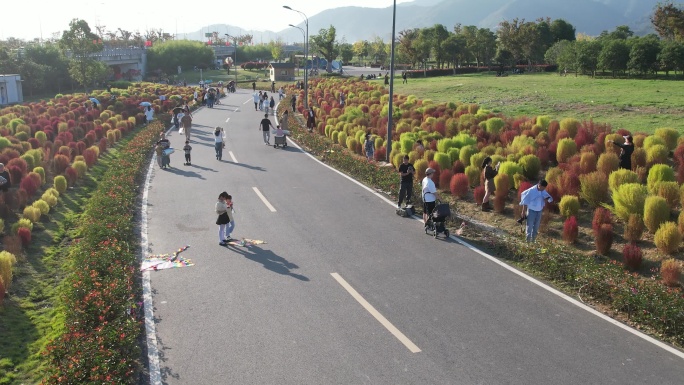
643, 135, 666, 150
556, 138, 577, 163
498, 161, 524, 188
654, 127, 679, 151
459, 145, 479, 167
647, 164, 675, 194
610, 183, 649, 221
485, 117, 505, 134
559, 195, 580, 218
518, 154, 541, 180
470, 152, 488, 169
608, 169, 639, 193
646, 144, 669, 165
580, 171, 610, 207
434, 152, 451, 171
54, 175, 68, 194
643, 196, 670, 233
654, 222, 681, 255
559, 118, 580, 138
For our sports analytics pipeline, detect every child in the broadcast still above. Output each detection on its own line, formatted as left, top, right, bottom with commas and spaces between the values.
275, 125, 284, 137
216, 192, 230, 246
183, 141, 192, 166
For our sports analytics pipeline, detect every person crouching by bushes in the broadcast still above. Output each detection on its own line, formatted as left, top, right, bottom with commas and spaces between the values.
363, 133, 375, 161
519, 179, 553, 242
481, 157, 500, 211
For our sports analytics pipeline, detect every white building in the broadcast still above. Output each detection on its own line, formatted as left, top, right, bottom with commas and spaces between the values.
0, 74, 23, 105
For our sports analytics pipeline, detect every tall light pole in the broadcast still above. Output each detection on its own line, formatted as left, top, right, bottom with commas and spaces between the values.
386, 0, 397, 162
283, 5, 309, 110
288, 24, 305, 78
225, 34, 238, 85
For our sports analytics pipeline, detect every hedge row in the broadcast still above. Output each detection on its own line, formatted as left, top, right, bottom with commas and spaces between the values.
405, 65, 557, 78
42, 117, 167, 384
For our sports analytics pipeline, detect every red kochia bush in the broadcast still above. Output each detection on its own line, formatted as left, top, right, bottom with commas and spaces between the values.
439, 170, 453, 191
53, 154, 70, 175
17, 227, 31, 247
592, 207, 612, 236
374, 146, 386, 162
450, 173, 469, 198
596, 224, 614, 255
7, 165, 23, 186
98, 137, 108, 153
83, 148, 97, 167
19, 176, 39, 197
65, 166, 78, 186
451, 160, 466, 175
563, 216, 579, 244
428, 160, 441, 186
622, 243, 643, 271
473, 185, 485, 204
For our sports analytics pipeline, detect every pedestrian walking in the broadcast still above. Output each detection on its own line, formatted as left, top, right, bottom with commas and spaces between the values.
214, 126, 225, 160
278, 86, 284, 100
144, 106, 154, 123
290, 94, 296, 112
259, 114, 275, 145
481, 157, 500, 211
363, 133, 375, 160
252, 81, 256, 91
269, 96, 275, 114
519, 180, 553, 242
183, 140, 192, 165
613, 135, 634, 170
258, 91, 264, 111
181, 113, 192, 141
156, 132, 171, 169
339, 92, 345, 107
280, 110, 289, 132
421, 168, 440, 225
397, 155, 414, 208
306, 107, 316, 132
253, 91, 260, 111
402, 71, 407, 84
271, 81, 276, 93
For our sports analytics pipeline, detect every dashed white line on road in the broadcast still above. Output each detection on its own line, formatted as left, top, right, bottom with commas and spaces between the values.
234, 107, 239, 112
229, 151, 238, 163
243, 98, 251, 105
225, 117, 230, 123
330, 272, 422, 354
252, 187, 276, 212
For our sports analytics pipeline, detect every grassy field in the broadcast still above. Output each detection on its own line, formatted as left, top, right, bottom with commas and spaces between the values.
374, 72, 684, 134
172, 68, 282, 85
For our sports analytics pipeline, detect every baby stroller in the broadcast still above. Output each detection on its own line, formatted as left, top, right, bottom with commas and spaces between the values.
273, 135, 288, 149
425, 201, 450, 239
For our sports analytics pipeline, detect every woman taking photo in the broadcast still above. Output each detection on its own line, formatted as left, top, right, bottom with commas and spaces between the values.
481, 157, 499, 211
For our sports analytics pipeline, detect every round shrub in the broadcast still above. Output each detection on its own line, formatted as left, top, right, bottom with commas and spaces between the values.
559, 195, 580, 218
435, 138, 455, 153
32, 199, 50, 215
54, 175, 68, 194
35, 131, 47, 145
624, 214, 645, 242
556, 138, 577, 163
41, 192, 58, 208
17, 227, 31, 247
450, 173, 469, 198
643, 135, 666, 150
608, 169, 639, 193
631, 147, 647, 168
438, 170, 453, 191
507, 135, 536, 155
447, 147, 460, 164
434, 152, 452, 171
469, 152, 488, 169
579, 171, 609, 207
498, 161, 524, 189
11, 218, 34, 233
596, 223, 614, 255
545, 167, 563, 186
19, 175, 39, 197
655, 181, 679, 208
459, 145, 479, 166
33, 166, 46, 184
654, 222, 681, 255
536, 115, 551, 130
414, 159, 428, 180
485, 117, 505, 134
559, 118, 580, 138
597, 153, 619, 175
646, 144, 669, 166
660, 259, 682, 286
622, 243, 643, 271
655, 127, 679, 151
579, 152, 597, 174
20, 154, 35, 171
23, 206, 41, 223
644, 196, 670, 234
647, 164, 675, 194
518, 155, 541, 180
45, 187, 59, 198
465, 165, 481, 187
612, 183, 649, 221
563, 216, 578, 244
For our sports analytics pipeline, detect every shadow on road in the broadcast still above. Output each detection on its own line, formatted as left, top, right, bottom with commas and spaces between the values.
226, 244, 309, 281
221, 161, 266, 172
162, 167, 206, 179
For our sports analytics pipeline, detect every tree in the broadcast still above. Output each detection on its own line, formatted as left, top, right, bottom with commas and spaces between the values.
338, 43, 354, 64
576, 39, 602, 77
494, 48, 514, 68
497, 19, 526, 63
658, 40, 684, 76
599, 25, 634, 41
352, 40, 370, 65
25, 42, 72, 93
59, 19, 103, 92
427, 24, 450, 68
651, 3, 684, 42
550, 19, 576, 42
397, 29, 421, 68
270, 38, 285, 62
369, 36, 387, 65
442, 33, 465, 68
599, 39, 630, 77
628, 35, 661, 76
147, 40, 214, 75
310, 25, 339, 72
475, 28, 497, 66
545, 40, 576, 74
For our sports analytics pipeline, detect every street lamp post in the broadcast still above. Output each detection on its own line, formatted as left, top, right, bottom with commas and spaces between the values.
283, 5, 309, 110
386, 0, 397, 162
224, 34, 238, 85
288, 24, 305, 79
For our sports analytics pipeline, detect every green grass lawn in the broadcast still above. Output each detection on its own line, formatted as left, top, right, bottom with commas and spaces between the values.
173, 68, 282, 85
378, 72, 684, 134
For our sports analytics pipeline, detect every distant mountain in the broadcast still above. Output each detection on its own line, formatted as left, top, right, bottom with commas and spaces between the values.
180, 24, 280, 44
189, 0, 661, 44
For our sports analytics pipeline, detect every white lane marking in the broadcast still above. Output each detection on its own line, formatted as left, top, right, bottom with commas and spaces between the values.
234, 107, 239, 113
274, 103, 684, 361
225, 117, 230, 123
229, 151, 238, 163
253, 187, 276, 212
243, 98, 251, 105
331, 273, 421, 353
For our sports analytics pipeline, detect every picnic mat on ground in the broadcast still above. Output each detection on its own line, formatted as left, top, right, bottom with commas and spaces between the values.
141, 245, 194, 271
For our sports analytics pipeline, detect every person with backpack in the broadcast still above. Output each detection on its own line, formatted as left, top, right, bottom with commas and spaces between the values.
363, 133, 375, 161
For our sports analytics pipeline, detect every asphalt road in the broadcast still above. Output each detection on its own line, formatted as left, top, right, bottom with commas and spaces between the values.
145, 89, 684, 385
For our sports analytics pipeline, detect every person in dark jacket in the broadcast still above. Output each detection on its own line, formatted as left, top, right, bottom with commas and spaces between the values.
613, 135, 634, 170
481, 157, 500, 211
0, 163, 11, 193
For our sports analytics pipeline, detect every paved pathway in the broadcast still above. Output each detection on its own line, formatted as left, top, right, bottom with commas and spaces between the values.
144, 89, 684, 385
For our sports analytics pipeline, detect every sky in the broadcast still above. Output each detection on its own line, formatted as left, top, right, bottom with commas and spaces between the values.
2, 0, 414, 41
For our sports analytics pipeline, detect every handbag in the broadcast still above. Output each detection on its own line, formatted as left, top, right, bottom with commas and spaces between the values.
163, 148, 175, 156
179, 127, 184, 135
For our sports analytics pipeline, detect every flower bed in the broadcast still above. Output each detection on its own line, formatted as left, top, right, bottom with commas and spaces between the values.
41, 117, 166, 384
